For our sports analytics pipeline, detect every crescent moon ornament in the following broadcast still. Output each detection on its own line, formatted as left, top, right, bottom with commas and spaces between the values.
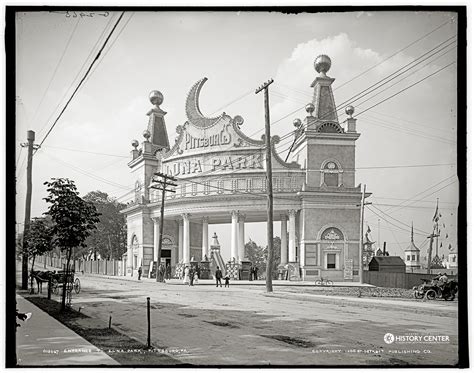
185, 78, 221, 128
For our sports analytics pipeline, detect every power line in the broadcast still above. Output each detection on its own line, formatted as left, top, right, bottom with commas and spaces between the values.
334, 19, 453, 92
381, 174, 457, 214
29, 17, 81, 125
41, 145, 129, 158
358, 163, 455, 170
83, 12, 135, 87
36, 14, 117, 138
322, 36, 457, 121
36, 12, 125, 151
42, 152, 131, 191
354, 61, 456, 119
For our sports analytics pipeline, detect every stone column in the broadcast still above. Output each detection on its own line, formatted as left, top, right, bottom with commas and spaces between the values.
289, 210, 297, 262
178, 219, 183, 262
182, 213, 190, 264
153, 218, 159, 262
202, 217, 209, 259
280, 214, 288, 265
238, 214, 245, 262
231, 210, 239, 262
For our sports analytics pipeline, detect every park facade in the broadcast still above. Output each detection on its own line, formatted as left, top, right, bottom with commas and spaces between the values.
121, 55, 365, 282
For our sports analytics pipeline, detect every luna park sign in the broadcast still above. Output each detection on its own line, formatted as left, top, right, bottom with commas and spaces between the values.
164, 129, 264, 176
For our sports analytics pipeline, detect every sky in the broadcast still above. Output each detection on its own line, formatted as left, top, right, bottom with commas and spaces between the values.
14, 9, 462, 262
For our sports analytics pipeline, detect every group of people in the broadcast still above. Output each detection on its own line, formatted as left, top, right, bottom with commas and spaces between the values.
432, 272, 449, 289
137, 263, 172, 281
214, 266, 230, 287
248, 264, 259, 281
183, 265, 200, 286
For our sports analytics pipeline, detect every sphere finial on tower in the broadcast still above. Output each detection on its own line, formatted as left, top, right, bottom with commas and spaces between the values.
149, 90, 164, 107
314, 55, 331, 76
143, 130, 151, 141
293, 118, 302, 128
131, 139, 139, 149
345, 105, 355, 118
305, 103, 315, 116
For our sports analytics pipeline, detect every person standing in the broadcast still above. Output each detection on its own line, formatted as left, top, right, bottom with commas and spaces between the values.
215, 266, 223, 287
138, 266, 142, 281
254, 266, 258, 280
249, 265, 253, 281
189, 267, 195, 286
166, 263, 171, 280
183, 266, 190, 285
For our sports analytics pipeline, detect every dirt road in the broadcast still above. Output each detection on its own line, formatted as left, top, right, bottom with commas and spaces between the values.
63, 274, 459, 366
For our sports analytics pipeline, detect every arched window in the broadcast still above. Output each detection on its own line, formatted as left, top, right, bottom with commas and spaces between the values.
321, 160, 342, 187
320, 227, 344, 270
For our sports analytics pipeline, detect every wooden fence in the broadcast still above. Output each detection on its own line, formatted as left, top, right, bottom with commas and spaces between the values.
364, 271, 458, 289
36, 255, 127, 276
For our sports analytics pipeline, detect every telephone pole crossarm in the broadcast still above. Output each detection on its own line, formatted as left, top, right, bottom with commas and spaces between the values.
151, 172, 178, 282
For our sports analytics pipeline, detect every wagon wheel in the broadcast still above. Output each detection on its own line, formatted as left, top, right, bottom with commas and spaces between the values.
414, 290, 424, 299
326, 279, 334, 286
425, 289, 436, 300
52, 279, 60, 295
315, 280, 322, 286
74, 278, 81, 294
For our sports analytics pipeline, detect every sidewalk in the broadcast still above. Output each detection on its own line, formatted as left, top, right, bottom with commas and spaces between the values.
16, 294, 119, 366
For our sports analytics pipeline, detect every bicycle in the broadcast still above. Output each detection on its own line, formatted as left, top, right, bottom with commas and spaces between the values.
315, 277, 333, 286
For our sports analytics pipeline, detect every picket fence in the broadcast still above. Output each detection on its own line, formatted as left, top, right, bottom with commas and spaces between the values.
36, 255, 127, 276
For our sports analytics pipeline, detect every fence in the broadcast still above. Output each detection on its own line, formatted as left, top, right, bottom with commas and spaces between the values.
36, 255, 127, 276
364, 271, 458, 289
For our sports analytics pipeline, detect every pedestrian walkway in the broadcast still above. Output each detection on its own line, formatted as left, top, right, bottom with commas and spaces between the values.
16, 295, 118, 366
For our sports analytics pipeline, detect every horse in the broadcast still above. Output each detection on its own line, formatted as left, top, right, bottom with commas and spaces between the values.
29, 270, 54, 294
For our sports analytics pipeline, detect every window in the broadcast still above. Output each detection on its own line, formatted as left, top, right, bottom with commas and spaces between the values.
407, 255, 410, 261
324, 173, 338, 187
411, 255, 415, 261
327, 254, 336, 269
321, 161, 341, 187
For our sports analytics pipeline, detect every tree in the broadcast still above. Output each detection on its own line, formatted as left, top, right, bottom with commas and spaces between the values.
245, 237, 282, 280
43, 178, 100, 311
23, 217, 53, 273
264, 237, 281, 280
245, 239, 265, 275
83, 191, 127, 260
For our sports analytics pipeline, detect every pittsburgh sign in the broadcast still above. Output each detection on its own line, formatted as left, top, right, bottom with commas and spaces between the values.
164, 153, 264, 177
184, 127, 231, 151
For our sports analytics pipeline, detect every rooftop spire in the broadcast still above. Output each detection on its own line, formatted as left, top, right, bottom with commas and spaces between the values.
310, 55, 338, 123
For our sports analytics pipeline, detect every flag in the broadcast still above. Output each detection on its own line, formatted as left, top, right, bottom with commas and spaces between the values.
367, 225, 371, 233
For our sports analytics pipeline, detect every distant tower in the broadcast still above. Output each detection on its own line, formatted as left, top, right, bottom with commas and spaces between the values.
404, 223, 421, 270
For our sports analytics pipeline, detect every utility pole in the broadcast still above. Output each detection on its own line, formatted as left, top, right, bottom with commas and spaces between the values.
358, 184, 371, 284
150, 172, 177, 282
20, 130, 40, 290
255, 78, 274, 293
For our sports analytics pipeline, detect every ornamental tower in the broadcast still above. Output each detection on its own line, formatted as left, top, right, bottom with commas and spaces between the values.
287, 55, 365, 282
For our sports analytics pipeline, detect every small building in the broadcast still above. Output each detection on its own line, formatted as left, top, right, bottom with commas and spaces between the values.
404, 223, 420, 269
368, 256, 406, 273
